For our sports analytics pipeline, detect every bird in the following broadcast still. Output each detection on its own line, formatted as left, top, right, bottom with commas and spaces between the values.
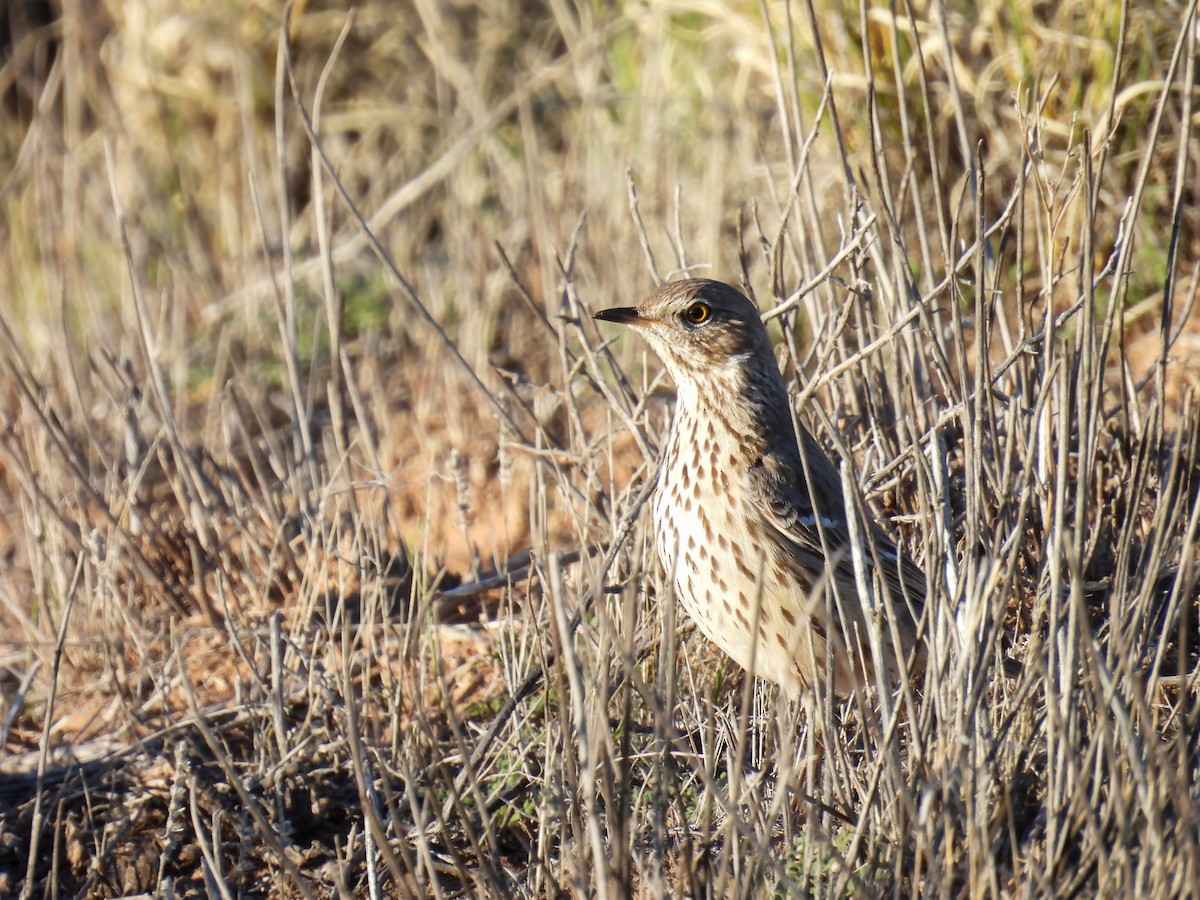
594, 278, 926, 698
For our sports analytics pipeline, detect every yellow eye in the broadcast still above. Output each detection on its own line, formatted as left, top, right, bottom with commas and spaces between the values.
684, 302, 711, 325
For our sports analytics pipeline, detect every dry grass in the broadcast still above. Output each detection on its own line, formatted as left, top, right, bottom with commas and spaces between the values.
1, 0, 1198, 895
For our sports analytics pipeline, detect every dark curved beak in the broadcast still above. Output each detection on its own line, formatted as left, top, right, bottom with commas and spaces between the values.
593, 306, 642, 325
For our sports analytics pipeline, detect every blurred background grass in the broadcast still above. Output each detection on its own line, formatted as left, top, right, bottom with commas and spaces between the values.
3, 0, 1192, 565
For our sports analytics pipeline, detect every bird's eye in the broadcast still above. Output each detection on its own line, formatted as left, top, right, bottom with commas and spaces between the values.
684, 302, 711, 325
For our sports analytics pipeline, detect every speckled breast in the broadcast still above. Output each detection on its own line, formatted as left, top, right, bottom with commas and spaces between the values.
652, 428, 816, 695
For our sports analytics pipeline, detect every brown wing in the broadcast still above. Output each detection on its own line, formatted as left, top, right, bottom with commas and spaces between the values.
747, 429, 926, 675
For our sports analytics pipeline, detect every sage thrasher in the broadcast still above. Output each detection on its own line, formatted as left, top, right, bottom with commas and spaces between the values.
595, 279, 926, 698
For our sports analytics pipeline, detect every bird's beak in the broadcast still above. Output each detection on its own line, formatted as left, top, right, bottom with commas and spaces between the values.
593, 306, 644, 326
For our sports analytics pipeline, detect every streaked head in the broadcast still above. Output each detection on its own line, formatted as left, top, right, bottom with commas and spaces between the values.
593, 279, 773, 388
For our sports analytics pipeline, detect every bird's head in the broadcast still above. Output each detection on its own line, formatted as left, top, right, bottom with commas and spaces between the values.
593, 279, 773, 391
